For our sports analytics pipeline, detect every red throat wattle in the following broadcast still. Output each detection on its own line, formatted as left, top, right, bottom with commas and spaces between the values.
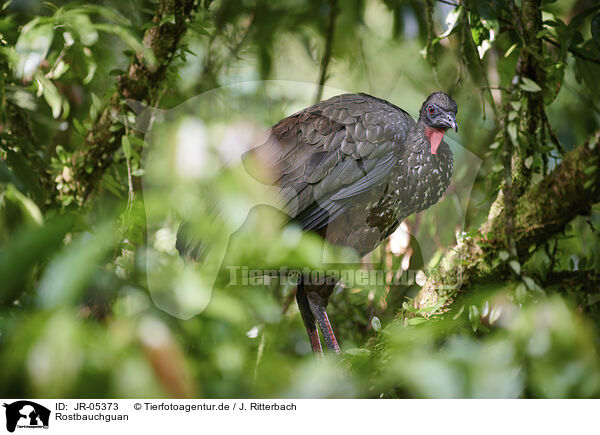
425, 127, 446, 155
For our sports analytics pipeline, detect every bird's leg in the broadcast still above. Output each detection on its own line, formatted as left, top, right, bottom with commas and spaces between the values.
307, 295, 341, 354
296, 282, 323, 356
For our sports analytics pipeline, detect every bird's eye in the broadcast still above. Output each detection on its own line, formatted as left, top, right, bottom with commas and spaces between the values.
428, 106, 435, 115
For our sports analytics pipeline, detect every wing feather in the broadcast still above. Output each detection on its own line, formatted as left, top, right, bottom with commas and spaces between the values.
245, 93, 414, 230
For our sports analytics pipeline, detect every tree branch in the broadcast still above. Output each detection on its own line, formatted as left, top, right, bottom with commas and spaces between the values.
413, 130, 600, 312
62, 0, 200, 204
434, 0, 600, 66
543, 37, 600, 66
314, 0, 337, 104
541, 270, 600, 294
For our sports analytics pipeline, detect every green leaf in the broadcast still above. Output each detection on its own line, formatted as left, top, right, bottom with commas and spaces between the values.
575, 43, 600, 96
109, 69, 126, 76
569, 31, 583, 48
83, 56, 98, 85
470, 18, 488, 46
5, 86, 37, 111
402, 301, 414, 313
4, 184, 43, 225
15, 19, 54, 78
4, 150, 43, 203
438, 7, 462, 39
37, 223, 117, 308
50, 60, 70, 79
93, 23, 156, 67
468, 305, 480, 332
452, 304, 465, 320
481, 300, 490, 317
508, 123, 518, 143
592, 14, 600, 49
64, 12, 98, 46
525, 155, 534, 169
522, 275, 536, 290
370, 316, 381, 333
35, 72, 63, 119
584, 179, 594, 190
489, 305, 502, 324
407, 317, 427, 325
345, 348, 371, 356
568, 6, 600, 32
505, 42, 518, 58
122, 135, 132, 159
520, 77, 542, 92
509, 260, 521, 275
545, 60, 566, 104
0, 159, 25, 192
67, 5, 132, 27
0, 214, 75, 303
498, 250, 510, 261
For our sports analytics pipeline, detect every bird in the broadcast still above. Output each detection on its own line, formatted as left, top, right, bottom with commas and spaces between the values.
243, 91, 458, 355
177, 91, 458, 355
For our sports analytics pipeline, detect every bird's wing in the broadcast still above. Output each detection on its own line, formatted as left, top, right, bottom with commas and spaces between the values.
246, 93, 414, 230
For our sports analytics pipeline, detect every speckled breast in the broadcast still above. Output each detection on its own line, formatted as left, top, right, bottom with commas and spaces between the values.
361, 142, 454, 252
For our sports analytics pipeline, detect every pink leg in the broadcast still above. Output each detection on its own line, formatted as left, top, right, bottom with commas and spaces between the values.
308, 298, 341, 354
296, 283, 323, 356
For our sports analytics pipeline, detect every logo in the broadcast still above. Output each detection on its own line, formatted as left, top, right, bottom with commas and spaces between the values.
3, 401, 50, 432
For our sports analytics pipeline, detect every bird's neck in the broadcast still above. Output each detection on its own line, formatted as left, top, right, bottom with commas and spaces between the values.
416, 122, 446, 155
425, 127, 446, 155
411, 121, 445, 155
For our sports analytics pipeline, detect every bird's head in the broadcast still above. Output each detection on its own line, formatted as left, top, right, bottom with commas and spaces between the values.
418, 92, 458, 155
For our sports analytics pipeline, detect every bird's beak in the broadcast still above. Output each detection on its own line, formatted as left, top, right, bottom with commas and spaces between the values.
445, 113, 458, 132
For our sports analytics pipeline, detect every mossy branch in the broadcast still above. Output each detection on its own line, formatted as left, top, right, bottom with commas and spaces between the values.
413, 130, 600, 313
62, 0, 200, 204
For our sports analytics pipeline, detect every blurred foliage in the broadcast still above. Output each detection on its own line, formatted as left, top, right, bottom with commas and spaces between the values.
1, 0, 600, 399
